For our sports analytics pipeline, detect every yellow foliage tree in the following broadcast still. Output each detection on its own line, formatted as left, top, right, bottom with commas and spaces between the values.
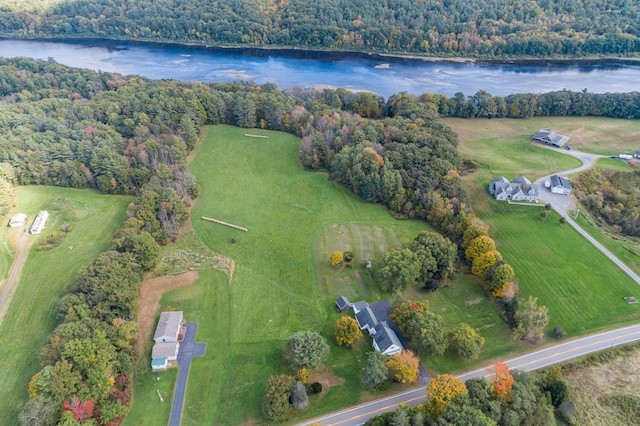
425, 374, 467, 418
334, 316, 363, 347
492, 281, 515, 299
28, 373, 39, 398
471, 250, 503, 279
296, 367, 310, 384
385, 350, 420, 383
464, 235, 496, 261
331, 250, 344, 266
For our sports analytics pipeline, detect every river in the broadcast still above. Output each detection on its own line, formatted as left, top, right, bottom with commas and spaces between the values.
2, 38, 640, 98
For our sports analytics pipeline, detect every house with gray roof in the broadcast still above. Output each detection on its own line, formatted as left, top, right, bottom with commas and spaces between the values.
354, 302, 378, 334
489, 176, 538, 202
372, 322, 403, 356
153, 311, 183, 343
549, 174, 571, 195
532, 130, 570, 148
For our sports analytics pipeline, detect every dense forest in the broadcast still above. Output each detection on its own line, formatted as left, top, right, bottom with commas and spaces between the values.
574, 169, 640, 237
2, 0, 640, 58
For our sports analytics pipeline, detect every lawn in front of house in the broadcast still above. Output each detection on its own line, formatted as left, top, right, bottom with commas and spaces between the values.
0, 186, 131, 425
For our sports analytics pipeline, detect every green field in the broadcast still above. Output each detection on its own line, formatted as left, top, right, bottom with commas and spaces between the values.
0, 186, 131, 424
447, 116, 640, 157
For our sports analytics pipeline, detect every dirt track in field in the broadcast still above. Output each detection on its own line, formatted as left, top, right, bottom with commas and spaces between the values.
138, 271, 198, 356
0, 231, 35, 326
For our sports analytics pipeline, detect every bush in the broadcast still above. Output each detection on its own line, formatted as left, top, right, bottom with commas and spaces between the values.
343, 251, 354, 262
423, 279, 439, 292
377, 379, 391, 391
37, 231, 67, 251
309, 382, 322, 394
545, 203, 552, 210
61, 224, 74, 232
553, 326, 567, 339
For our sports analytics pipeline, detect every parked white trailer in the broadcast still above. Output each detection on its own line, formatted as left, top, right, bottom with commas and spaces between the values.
620, 154, 633, 160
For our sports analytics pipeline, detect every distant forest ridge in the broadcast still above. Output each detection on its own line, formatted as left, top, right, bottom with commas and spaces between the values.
2, 0, 640, 58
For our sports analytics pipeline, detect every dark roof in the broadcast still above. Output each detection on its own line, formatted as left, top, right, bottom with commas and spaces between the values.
355, 305, 378, 330
335, 296, 351, 310
352, 301, 368, 313
373, 321, 403, 352
512, 176, 531, 185
550, 174, 571, 190
532, 129, 570, 147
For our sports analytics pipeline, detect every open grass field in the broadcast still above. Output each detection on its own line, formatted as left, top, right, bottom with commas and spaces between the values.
0, 186, 131, 425
447, 116, 640, 158
133, 125, 525, 424
465, 179, 640, 335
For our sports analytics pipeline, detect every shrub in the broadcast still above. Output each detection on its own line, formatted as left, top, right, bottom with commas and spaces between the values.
309, 382, 322, 394
553, 326, 567, 339
343, 251, 354, 262
331, 250, 344, 266
61, 224, 74, 232
423, 279, 439, 292
37, 231, 67, 251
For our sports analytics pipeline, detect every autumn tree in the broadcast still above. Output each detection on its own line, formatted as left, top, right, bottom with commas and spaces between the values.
62, 395, 94, 422
512, 296, 549, 341
487, 263, 515, 293
285, 331, 330, 370
448, 323, 485, 360
377, 248, 421, 292
487, 361, 514, 400
404, 310, 449, 357
425, 374, 468, 418
331, 250, 344, 266
19, 395, 58, 426
262, 374, 295, 420
461, 222, 490, 250
389, 300, 429, 331
464, 235, 496, 261
471, 250, 503, 279
361, 351, 389, 389
437, 395, 497, 426
296, 367, 310, 384
334, 316, 363, 347
385, 350, 420, 383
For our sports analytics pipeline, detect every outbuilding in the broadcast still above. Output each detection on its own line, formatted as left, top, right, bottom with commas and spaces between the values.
549, 174, 571, 195
8, 213, 27, 227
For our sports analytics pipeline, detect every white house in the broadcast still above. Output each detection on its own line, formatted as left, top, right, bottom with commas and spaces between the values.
8, 213, 27, 227
152, 342, 180, 361
353, 301, 378, 334
153, 311, 183, 343
549, 174, 571, 195
30, 211, 49, 234
489, 176, 538, 202
372, 322, 403, 356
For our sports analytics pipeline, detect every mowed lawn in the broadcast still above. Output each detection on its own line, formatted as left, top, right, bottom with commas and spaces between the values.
0, 186, 131, 425
190, 125, 427, 343
470, 183, 640, 335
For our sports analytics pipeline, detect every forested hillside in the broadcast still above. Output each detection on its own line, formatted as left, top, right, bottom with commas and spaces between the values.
1, 0, 640, 58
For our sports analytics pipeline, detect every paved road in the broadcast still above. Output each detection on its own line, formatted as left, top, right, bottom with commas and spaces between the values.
169, 323, 206, 426
0, 231, 32, 325
299, 324, 640, 426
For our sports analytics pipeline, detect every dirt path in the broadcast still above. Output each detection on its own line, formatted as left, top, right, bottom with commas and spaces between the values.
137, 271, 199, 356
0, 231, 35, 326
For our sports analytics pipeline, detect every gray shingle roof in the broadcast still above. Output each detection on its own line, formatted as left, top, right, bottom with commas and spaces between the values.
153, 311, 183, 342
352, 301, 368, 313
373, 321, 403, 352
550, 174, 571, 190
335, 296, 351, 310
356, 305, 378, 331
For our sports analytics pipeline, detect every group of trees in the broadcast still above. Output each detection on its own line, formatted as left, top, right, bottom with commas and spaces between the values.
390, 301, 485, 360
262, 331, 329, 420
574, 169, 640, 237
365, 363, 574, 425
0, 162, 15, 218
3, 0, 640, 58
377, 231, 457, 292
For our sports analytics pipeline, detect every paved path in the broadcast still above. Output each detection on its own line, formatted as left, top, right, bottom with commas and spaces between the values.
299, 324, 640, 426
0, 231, 33, 325
533, 147, 640, 286
169, 323, 206, 426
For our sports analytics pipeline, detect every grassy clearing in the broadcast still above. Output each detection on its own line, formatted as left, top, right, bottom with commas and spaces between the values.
0, 186, 131, 425
564, 349, 640, 425
447, 116, 640, 157
467, 182, 640, 335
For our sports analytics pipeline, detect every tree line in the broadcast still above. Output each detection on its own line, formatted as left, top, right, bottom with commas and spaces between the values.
2, 0, 640, 58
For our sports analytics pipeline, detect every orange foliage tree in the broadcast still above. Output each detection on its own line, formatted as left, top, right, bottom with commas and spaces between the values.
487, 361, 514, 400
385, 350, 420, 383
425, 374, 467, 418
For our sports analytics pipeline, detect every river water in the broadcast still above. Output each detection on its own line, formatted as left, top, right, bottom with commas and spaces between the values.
2, 38, 640, 98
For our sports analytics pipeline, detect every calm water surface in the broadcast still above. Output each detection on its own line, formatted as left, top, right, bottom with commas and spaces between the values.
2, 38, 640, 98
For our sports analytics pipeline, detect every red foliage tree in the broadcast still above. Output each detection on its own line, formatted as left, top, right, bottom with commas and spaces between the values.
487, 361, 514, 400
62, 395, 94, 422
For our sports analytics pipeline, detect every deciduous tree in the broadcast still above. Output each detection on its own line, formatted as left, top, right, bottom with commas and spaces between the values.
385, 350, 420, 383
512, 296, 549, 341
410, 231, 456, 281
389, 300, 429, 331
471, 250, 503, 279
405, 310, 449, 357
62, 395, 94, 422
334, 316, 363, 347
448, 323, 485, 360
331, 250, 344, 266
377, 248, 421, 292
464, 235, 495, 261
19, 395, 58, 426
262, 374, 295, 421
285, 331, 330, 370
487, 361, 514, 400
425, 374, 467, 418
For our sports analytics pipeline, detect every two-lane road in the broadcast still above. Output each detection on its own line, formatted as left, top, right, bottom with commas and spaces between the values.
299, 324, 640, 426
